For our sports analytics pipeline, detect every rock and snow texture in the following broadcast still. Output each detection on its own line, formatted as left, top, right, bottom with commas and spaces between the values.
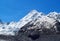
0, 10, 60, 36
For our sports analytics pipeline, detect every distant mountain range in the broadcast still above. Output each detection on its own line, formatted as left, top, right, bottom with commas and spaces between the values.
0, 10, 60, 36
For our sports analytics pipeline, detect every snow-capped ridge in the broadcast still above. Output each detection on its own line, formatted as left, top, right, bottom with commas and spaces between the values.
47, 12, 60, 22
16, 10, 44, 29
0, 10, 60, 36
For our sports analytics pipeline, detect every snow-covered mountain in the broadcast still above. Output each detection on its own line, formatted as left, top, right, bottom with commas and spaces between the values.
47, 12, 60, 22
0, 10, 60, 36
16, 10, 44, 29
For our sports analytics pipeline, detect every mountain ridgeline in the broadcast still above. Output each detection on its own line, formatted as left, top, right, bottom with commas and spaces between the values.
0, 10, 60, 35
19, 10, 60, 34
0, 10, 60, 41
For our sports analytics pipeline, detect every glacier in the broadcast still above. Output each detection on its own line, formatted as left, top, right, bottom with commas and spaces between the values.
0, 10, 60, 36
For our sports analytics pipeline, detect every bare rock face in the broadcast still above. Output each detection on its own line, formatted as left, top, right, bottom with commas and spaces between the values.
16, 29, 60, 41
55, 21, 60, 34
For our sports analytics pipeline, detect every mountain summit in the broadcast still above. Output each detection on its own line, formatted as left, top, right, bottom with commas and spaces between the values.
0, 10, 60, 36
16, 10, 44, 29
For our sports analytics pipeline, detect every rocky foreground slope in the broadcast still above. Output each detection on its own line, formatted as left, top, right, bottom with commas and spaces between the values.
0, 10, 60, 41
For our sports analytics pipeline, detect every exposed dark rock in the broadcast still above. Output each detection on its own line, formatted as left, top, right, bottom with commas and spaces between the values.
0, 29, 60, 41
55, 21, 60, 32
42, 28, 56, 35
28, 33, 40, 40
0, 21, 60, 41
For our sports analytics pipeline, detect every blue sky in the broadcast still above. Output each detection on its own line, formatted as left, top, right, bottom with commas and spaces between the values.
0, 0, 60, 22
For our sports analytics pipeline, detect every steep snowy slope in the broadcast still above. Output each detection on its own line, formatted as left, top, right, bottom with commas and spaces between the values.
32, 16, 56, 29
16, 10, 44, 29
0, 10, 44, 36
0, 10, 60, 36
47, 12, 60, 22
